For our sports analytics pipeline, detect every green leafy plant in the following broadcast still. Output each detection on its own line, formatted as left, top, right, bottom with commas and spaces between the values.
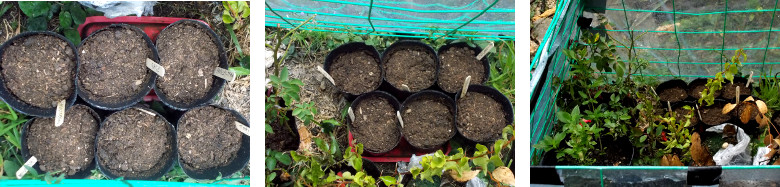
222, 1, 249, 30
288, 143, 377, 187
754, 71, 780, 112
534, 106, 602, 165
699, 49, 745, 106
658, 106, 694, 163
409, 125, 514, 186
18, 2, 95, 44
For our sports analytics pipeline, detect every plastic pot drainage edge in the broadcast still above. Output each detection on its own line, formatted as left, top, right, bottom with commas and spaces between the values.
323, 42, 383, 101
435, 42, 491, 94
381, 40, 440, 99
77, 24, 159, 111
95, 105, 176, 180
400, 90, 456, 152
155, 19, 228, 111
454, 85, 514, 144
348, 91, 402, 155
0, 31, 79, 117
175, 105, 250, 180
20, 104, 101, 179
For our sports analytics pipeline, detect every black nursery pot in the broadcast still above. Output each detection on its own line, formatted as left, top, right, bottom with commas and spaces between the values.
380, 40, 440, 100
401, 90, 457, 151
0, 31, 79, 117
699, 99, 732, 126
156, 20, 228, 111
656, 79, 689, 103
721, 76, 752, 100
454, 85, 514, 143
348, 91, 402, 154
77, 24, 158, 111
435, 42, 491, 94
671, 101, 700, 127
20, 104, 100, 179
95, 105, 176, 180
177, 105, 250, 180
323, 42, 383, 101
688, 78, 719, 99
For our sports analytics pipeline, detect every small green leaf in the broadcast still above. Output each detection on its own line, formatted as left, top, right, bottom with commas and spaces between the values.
265, 157, 277, 170
274, 152, 292, 166
230, 67, 250, 76
19, 2, 50, 18
26, 16, 48, 31
640, 135, 647, 142
265, 124, 274, 133
314, 137, 329, 152
59, 11, 72, 29
63, 28, 81, 44
69, 3, 87, 25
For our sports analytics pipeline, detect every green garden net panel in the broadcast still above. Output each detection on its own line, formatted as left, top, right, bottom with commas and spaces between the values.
532, 0, 780, 165
264, 0, 515, 41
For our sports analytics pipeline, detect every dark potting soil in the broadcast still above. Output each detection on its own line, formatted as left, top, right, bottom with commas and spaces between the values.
330, 50, 382, 94
79, 26, 152, 104
383, 46, 436, 92
351, 96, 399, 153
673, 106, 699, 126
266, 113, 298, 151
457, 92, 506, 142
156, 22, 220, 103
97, 108, 171, 177
1, 34, 75, 108
700, 104, 731, 125
722, 80, 749, 100
437, 47, 485, 93
593, 137, 633, 166
688, 82, 719, 99
26, 105, 98, 175
658, 87, 687, 103
402, 96, 455, 149
177, 106, 242, 171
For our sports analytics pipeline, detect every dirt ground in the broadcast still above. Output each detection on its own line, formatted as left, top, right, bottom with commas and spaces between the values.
531, 0, 557, 60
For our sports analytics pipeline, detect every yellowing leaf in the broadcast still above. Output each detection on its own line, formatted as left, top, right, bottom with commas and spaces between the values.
756, 100, 768, 114
448, 169, 479, 182
740, 106, 752, 124
493, 166, 515, 185
722, 103, 736, 114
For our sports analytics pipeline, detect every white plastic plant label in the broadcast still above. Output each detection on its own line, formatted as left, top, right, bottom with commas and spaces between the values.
397, 111, 404, 128
54, 100, 66, 127
136, 108, 156, 116
460, 75, 471, 99
235, 121, 250, 136
16, 156, 37, 179
476, 42, 494, 60
146, 58, 165, 77
213, 67, 236, 82
316, 66, 335, 85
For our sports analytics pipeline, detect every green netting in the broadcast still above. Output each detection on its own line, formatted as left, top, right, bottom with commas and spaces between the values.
531, 0, 780, 165
264, 0, 515, 40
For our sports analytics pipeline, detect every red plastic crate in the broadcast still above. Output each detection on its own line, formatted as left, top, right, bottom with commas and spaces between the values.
77, 16, 210, 102
348, 131, 451, 163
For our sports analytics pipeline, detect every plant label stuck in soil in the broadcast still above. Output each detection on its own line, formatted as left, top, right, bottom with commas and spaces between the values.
15, 156, 37, 179
213, 67, 236, 82
316, 66, 336, 86
235, 121, 250, 136
136, 108, 156, 116
476, 42, 494, 60
146, 58, 165, 77
347, 107, 355, 122
397, 111, 404, 128
54, 100, 65, 127
460, 75, 471, 99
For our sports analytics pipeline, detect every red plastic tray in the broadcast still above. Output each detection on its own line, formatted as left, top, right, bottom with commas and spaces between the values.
76, 16, 210, 102
348, 131, 451, 162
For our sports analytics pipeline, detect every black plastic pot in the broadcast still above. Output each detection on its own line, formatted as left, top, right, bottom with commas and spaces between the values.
699, 99, 732, 126
323, 42, 383, 101
0, 31, 79, 117
381, 40, 440, 100
688, 78, 719, 99
721, 76, 751, 100
20, 104, 100, 179
176, 105, 249, 180
454, 85, 514, 143
435, 42, 490, 94
77, 24, 158, 111
400, 90, 456, 151
155, 19, 228, 111
348, 91, 401, 154
656, 79, 689, 103
671, 101, 700, 128
95, 105, 176, 180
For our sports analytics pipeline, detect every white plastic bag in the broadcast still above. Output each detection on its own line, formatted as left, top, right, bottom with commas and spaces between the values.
753, 146, 772, 165
706, 123, 751, 165
79, 1, 156, 18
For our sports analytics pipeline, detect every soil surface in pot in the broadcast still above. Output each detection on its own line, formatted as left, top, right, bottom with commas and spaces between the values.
177, 106, 242, 170
593, 137, 633, 166
658, 87, 687, 102
688, 82, 719, 99
79, 26, 152, 104
266, 110, 298, 151
156, 22, 220, 103
700, 104, 731, 125
27, 105, 98, 175
351, 96, 399, 153
457, 92, 506, 142
673, 105, 699, 126
384, 46, 436, 92
722, 80, 749, 100
401, 95, 455, 149
330, 50, 381, 95
437, 47, 485, 93
1, 34, 75, 108
97, 108, 171, 177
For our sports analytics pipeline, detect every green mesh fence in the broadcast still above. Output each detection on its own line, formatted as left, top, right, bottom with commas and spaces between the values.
264, 0, 515, 41
531, 0, 780, 167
